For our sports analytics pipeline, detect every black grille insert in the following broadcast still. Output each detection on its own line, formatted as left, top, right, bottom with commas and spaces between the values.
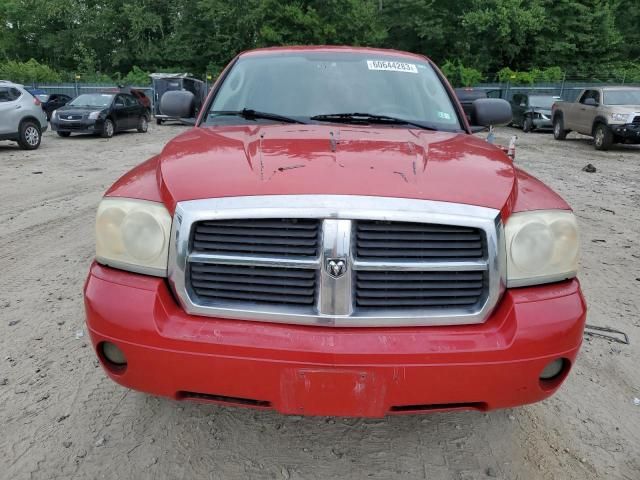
177, 391, 271, 407
355, 270, 486, 309
192, 218, 320, 258
355, 220, 484, 260
390, 402, 487, 413
190, 263, 317, 306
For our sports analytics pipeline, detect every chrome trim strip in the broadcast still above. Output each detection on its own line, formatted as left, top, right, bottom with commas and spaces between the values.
188, 253, 319, 269
168, 195, 505, 327
318, 219, 353, 316
353, 260, 488, 271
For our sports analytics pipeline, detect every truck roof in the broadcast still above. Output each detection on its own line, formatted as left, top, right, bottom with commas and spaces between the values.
239, 45, 430, 62
592, 86, 640, 91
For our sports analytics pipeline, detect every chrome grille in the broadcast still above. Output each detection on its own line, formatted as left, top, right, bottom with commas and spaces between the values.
355, 220, 484, 259
190, 263, 316, 306
193, 218, 320, 257
169, 195, 505, 327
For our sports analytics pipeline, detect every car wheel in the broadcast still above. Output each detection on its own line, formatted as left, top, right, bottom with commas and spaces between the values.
553, 116, 568, 140
156, 118, 164, 125
18, 121, 42, 150
523, 116, 534, 133
593, 123, 613, 151
101, 118, 115, 138
137, 115, 149, 133
57, 131, 71, 137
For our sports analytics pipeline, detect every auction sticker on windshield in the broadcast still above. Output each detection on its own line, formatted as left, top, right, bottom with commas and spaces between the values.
367, 60, 418, 73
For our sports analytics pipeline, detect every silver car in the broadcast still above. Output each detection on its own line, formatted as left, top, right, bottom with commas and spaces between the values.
0, 80, 49, 150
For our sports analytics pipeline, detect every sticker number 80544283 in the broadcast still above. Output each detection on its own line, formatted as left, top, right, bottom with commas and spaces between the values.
366, 60, 418, 74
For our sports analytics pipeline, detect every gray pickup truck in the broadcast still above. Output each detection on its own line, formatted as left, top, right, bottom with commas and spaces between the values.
551, 86, 640, 150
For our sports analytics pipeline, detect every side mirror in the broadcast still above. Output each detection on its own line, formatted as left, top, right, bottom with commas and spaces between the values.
160, 90, 195, 119
470, 98, 512, 127
583, 97, 598, 107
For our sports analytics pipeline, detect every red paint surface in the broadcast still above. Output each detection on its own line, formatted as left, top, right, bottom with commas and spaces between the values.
85, 263, 586, 417
106, 125, 570, 218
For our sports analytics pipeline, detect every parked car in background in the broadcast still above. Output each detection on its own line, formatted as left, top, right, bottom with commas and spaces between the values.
118, 86, 151, 113
26, 88, 48, 101
130, 89, 151, 112
510, 94, 559, 132
50, 92, 149, 138
0, 80, 48, 149
85, 46, 585, 418
552, 86, 640, 150
40, 93, 72, 120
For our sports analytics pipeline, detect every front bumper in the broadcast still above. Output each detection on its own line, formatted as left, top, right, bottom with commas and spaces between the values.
612, 123, 640, 142
532, 118, 552, 129
84, 263, 587, 417
51, 118, 103, 133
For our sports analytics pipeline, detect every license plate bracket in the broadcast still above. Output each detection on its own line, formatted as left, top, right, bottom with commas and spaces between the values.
280, 368, 384, 417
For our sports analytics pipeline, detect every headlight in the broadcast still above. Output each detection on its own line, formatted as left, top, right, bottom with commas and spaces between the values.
95, 198, 172, 276
88, 111, 102, 120
505, 210, 579, 287
610, 113, 628, 122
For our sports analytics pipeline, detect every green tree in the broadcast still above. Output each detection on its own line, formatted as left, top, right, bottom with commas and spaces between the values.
0, 58, 63, 83
441, 60, 484, 87
461, 0, 546, 73
532, 0, 622, 77
380, 0, 472, 66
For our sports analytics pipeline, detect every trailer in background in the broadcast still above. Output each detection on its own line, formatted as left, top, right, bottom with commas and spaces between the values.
150, 73, 206, 125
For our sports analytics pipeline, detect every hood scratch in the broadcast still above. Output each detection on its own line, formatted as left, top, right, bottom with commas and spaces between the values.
259, 133, 265, 181
278, 164, 306, 172
393, 171, 409, 183
329, 130, 339, 152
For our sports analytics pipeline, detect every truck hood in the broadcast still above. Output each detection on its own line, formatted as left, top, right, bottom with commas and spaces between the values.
157, 125, 516, 212
602, 105, 640, 115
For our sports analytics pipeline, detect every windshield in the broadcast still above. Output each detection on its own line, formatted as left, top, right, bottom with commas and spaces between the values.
528, 96, 556, 109
602, 89, 640, 105
206, 52, 461, 130
69, 93, 114, 107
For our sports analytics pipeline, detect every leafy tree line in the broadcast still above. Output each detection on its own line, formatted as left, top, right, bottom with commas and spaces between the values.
1, 0, 639, 85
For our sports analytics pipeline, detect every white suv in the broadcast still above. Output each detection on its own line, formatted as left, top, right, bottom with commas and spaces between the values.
0, 80, 49, 150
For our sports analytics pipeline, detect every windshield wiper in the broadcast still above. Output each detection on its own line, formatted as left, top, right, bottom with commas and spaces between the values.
310, 112, 437, 130
210, 109, 306, 124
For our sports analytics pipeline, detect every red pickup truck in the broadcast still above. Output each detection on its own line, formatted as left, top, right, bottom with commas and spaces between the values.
85, 46, 586, 417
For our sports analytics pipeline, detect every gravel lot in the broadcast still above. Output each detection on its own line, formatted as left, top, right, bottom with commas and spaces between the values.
1, 125, 639, 480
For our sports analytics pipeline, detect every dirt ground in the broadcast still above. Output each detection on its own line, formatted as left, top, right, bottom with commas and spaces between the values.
1, 124, 638, 480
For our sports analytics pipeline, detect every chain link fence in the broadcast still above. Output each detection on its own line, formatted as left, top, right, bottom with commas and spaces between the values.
23, 82, 155, 106
471, 80, 640, 102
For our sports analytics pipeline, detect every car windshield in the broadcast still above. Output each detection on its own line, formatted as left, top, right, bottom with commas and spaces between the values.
528, 96, 556, 109
69, 93, 114, 107
205, 51, 461, 130
602, 89, 640, 105
36, 94, 50, 102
